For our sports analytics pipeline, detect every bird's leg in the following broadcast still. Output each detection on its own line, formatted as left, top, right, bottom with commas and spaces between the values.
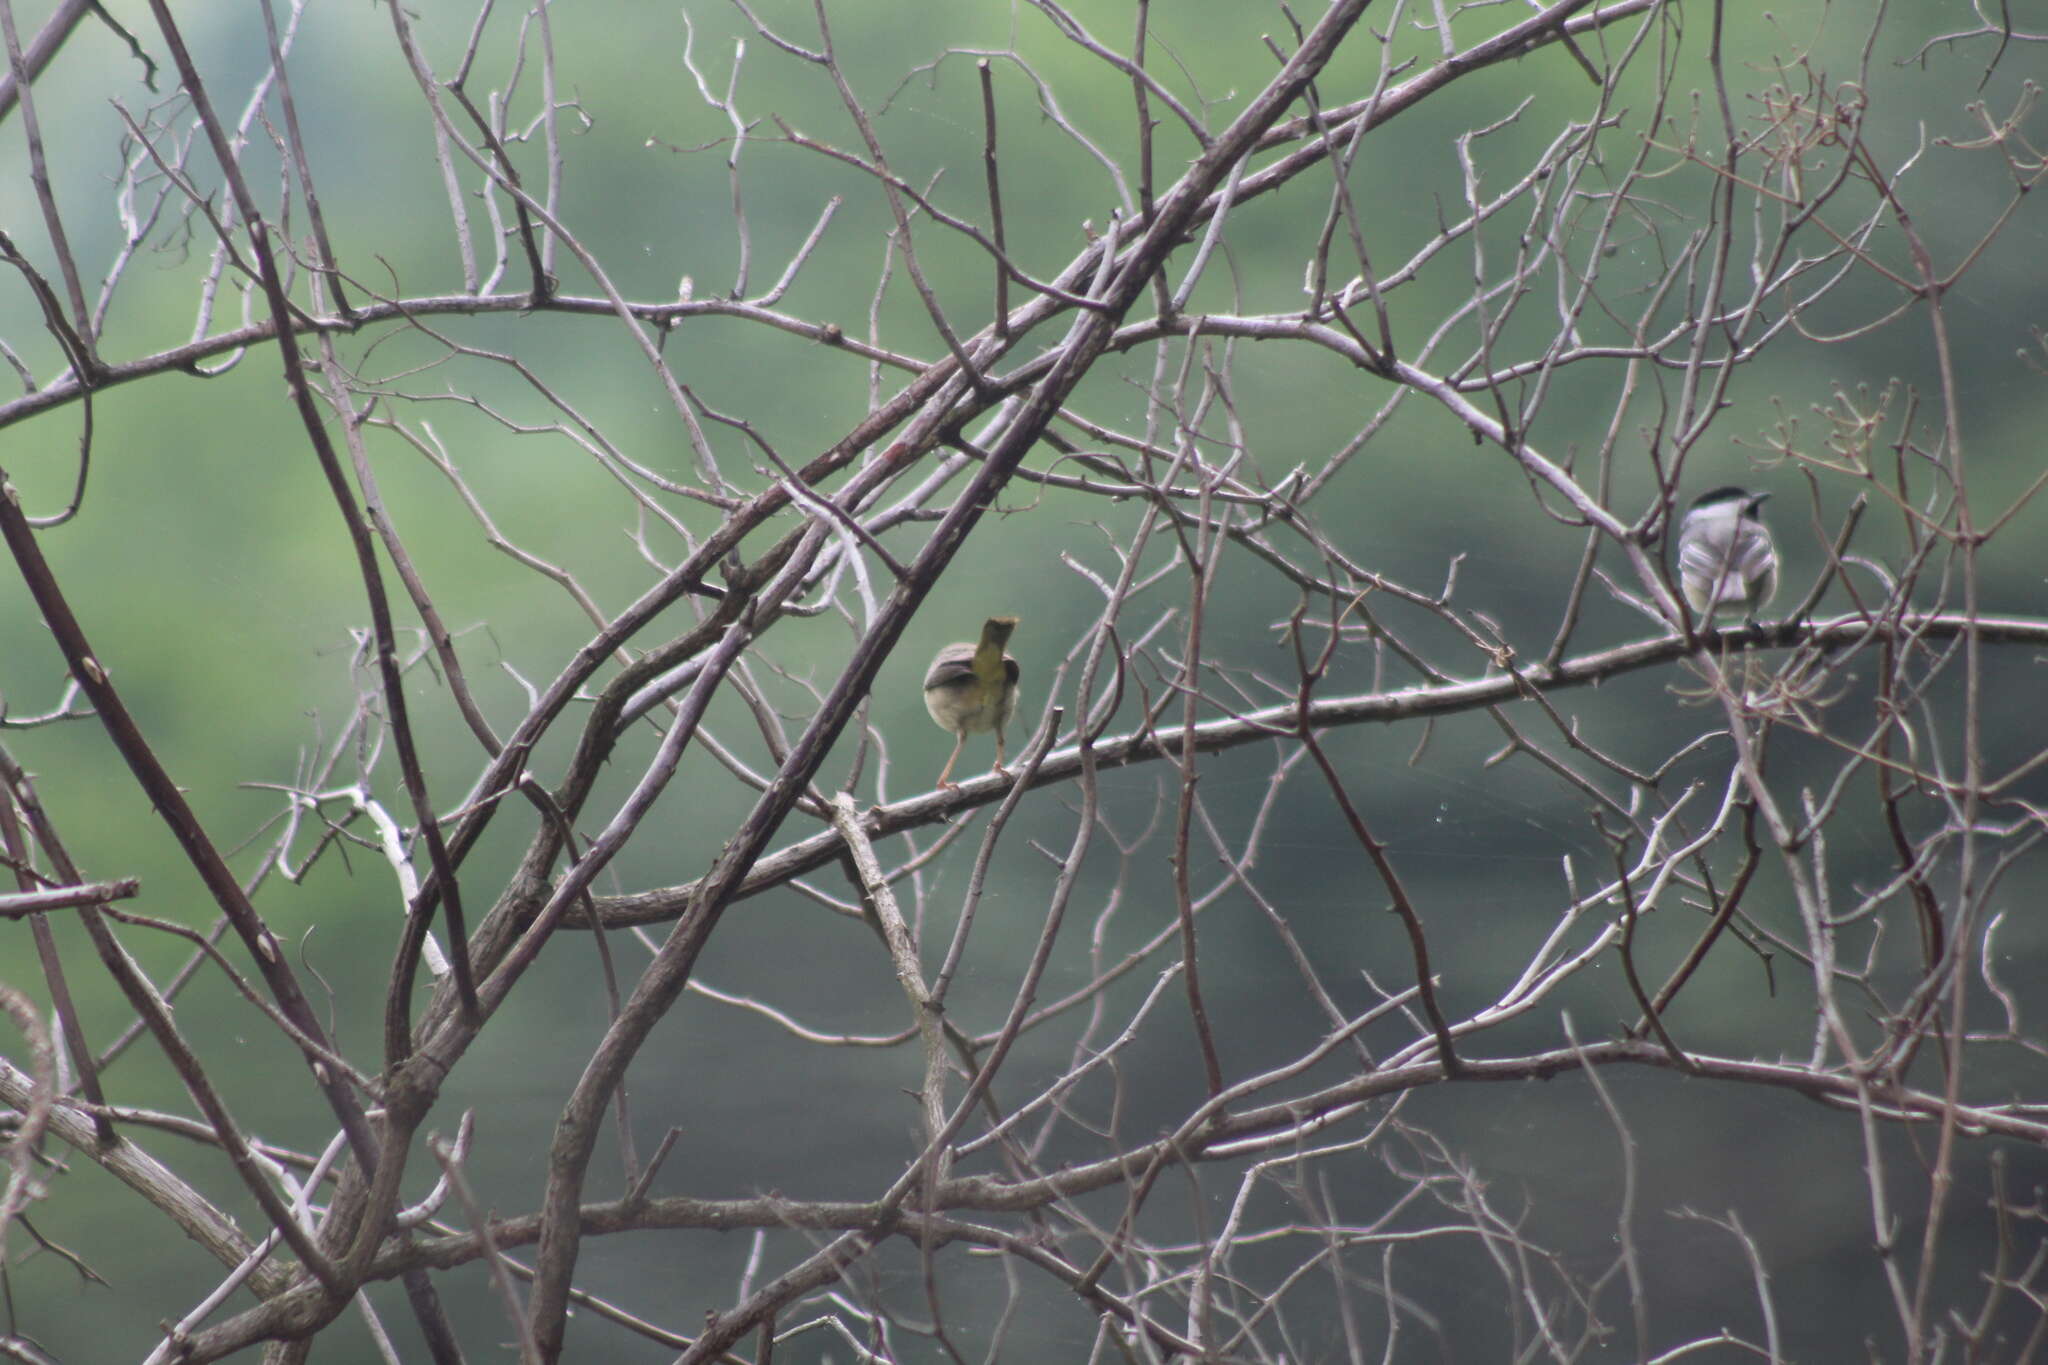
935, 732, 967, 790
991, 724, 1009, 776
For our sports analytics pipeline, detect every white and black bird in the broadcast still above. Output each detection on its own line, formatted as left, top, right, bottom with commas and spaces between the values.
1676, 486, 1778, 623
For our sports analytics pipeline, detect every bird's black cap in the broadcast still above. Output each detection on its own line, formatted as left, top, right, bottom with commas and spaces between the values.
1691, 485, 1751, 506
1689, 485, 1769, 515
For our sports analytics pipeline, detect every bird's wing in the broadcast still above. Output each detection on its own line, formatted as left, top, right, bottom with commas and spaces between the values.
1680, 523, 1765, 604
1729, 523, 1775, 583
924, 651, 978, 689
1678, 528, 1735, 596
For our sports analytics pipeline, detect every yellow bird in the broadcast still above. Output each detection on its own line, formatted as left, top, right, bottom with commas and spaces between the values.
922, 616, 1020, 789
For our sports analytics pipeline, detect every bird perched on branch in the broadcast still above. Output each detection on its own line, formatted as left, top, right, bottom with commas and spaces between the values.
923, 616, 1020, 789
1676, 486, 1778, 624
